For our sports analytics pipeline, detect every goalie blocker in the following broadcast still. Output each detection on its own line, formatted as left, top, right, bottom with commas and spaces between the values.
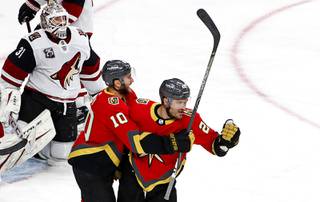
0, 109, 56, 173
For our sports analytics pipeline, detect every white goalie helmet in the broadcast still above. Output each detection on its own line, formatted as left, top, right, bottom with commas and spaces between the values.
40, 0, 69, 39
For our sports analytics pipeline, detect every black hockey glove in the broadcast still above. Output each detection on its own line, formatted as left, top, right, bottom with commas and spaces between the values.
139, 129, 194, 154
169, 129, 195, 153
18, 1, 40, 24
213, 119, 240, 157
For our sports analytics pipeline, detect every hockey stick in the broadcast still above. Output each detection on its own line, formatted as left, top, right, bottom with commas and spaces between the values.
0, 115, 28, 155
26, 20, 32, 33
164, 8, 221, 200
0, 110, 55, 156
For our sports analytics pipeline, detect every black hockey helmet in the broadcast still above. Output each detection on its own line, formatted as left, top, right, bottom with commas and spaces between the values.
102, 60, 131, 86
159, 78, 190, 101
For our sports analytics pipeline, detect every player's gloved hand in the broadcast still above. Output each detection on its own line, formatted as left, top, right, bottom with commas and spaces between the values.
213, 119, 241, 157
169, 129, 195, 153
18, 1, 40, 24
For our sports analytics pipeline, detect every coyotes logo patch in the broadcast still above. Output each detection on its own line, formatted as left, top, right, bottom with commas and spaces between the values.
51, 52, 81, 89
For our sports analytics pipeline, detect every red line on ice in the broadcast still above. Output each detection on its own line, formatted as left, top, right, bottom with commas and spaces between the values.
230, 0, 320, 129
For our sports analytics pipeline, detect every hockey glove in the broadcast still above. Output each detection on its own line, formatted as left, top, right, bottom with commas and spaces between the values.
169, 129, 195, 153
220, 119, 240, 148
18, 1, 40, 24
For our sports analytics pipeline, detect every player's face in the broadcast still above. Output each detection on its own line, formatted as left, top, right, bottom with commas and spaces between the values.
168, 99, 188, 119
50, 15, 67, 27
117, 73, 134, 95
122, 73, 134, 88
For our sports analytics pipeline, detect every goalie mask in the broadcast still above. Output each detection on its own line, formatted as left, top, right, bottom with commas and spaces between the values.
40, 1, 69, 39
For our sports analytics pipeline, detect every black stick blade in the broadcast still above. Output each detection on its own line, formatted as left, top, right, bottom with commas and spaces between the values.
197, 8, 220, 44
0, 139, 27, 155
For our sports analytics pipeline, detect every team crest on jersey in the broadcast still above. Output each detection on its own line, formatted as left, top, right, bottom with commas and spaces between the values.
139, 153, 164, 167
51, 52, 81, 89
108, 97, 119, 105
136, 98, 149, 104
28, 32, 41, 42
183, 109, 192, 116
43, 47, 55, 58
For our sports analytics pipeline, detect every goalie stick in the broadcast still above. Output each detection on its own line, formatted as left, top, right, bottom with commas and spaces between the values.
26, 20, 31, 33
0, 115, 28, 155
164, 8, 221, 200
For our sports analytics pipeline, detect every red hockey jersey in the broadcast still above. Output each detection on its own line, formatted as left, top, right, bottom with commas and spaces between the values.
69, 89, 145, 166
128, 98, 219, 191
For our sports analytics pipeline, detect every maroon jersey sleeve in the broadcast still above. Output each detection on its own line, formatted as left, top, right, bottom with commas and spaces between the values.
1, 38, 35, 88
62, 0, 85, 24
79, 43, 106, 95
191, 112, 219, 154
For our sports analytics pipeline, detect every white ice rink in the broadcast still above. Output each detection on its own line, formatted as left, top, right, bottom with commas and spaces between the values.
1, 0, 320, 201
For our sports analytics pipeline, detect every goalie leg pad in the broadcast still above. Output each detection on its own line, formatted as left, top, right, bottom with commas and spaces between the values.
38, 140, 74, 166
0, 109, 56, 173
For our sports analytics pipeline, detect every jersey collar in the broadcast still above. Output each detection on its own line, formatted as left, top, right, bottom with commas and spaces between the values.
150, 103, 174, 125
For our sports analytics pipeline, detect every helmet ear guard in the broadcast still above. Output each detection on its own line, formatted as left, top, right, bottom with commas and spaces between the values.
40, 1, 69, 39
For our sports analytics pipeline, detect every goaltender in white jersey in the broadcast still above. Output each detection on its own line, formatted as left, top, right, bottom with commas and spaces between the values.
0, 1, 105, 172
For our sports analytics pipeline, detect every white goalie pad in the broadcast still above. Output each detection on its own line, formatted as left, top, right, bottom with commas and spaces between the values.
0, 109, 56, 173
0, 88, 21, 125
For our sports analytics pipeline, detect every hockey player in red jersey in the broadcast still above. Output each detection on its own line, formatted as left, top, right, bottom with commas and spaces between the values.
68, 60, 194, 202
117, 78, 241, 202
0, 1, 105, 167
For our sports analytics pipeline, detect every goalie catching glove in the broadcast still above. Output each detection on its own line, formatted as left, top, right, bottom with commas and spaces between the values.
213, 119, 240, 157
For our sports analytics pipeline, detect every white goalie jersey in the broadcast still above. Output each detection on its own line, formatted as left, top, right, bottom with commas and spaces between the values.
0, 26, 105, 103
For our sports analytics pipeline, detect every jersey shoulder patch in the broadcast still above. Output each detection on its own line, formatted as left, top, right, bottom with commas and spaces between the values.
136, 98, 149, 105
183, 109, 193, 116
77, 28, 87, 37
28, 32, 41, 42
108, 97, 120, 105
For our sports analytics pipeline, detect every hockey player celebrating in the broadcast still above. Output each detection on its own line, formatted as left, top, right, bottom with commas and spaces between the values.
0, 0, 105, 167
68, 60, 194, 202
116, 78, 241, 202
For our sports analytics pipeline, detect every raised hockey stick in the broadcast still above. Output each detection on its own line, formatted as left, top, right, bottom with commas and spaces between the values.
164, 8, 221, 200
